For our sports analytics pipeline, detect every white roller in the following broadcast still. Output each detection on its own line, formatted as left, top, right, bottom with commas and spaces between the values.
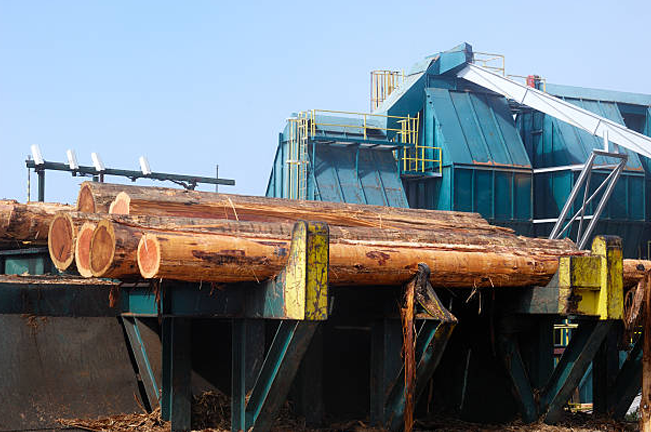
458, 63, 651, 159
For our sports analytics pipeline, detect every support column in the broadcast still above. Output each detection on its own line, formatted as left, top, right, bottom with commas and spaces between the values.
370, 319, 402, 426
593, 323, 621, 414
161, 318, 192, 431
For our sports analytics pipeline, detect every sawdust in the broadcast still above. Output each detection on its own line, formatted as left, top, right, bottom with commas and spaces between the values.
58, 407, 167, 432
57, 391, 639, 432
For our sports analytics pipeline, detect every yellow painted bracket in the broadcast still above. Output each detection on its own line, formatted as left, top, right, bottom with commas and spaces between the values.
284, 221, 329, 320
253, 221, 329, 321
558, 235, 623, 320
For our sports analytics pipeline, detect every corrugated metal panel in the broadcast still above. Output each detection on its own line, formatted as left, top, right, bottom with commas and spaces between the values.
313, 146, 408, 207
424, 88, 531, 167
266, 136, 408, 207
520, 97, 644, 170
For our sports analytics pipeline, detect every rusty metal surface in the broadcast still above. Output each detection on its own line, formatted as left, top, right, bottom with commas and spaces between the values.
0, 315, 141, 431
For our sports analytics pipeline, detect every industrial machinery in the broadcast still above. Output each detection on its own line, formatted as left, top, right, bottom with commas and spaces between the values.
266, 42, 651, 426
268, 43, 651, 258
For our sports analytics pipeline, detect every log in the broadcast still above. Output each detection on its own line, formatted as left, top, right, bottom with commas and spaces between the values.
48, 212, 105, 271
0, 200, 73, 247
74, 222, 97, 277
77, 182, 125, 213
78, 182, 510, 234
89, 220, 141, 279
83, 212, 579, 283
134, 224, 580, 288
624, 259, 651, 288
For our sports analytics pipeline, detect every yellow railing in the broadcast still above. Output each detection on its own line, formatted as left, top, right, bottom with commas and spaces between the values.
370, 70, 404, 111
286, 114, 310, 200
554, 321, 578, 347
472, 51, 506, 76
285, 109, 443, 200
399, 113, 442, 174
306, 109, 419, 143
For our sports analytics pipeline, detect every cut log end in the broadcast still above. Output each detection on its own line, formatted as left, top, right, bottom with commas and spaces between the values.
109, 192, 130, 215
137, 234, 160, 279
89, 220, 116, 277
76, 183, 96, 213
75, 222, 97, 278
48, 213, 76, 271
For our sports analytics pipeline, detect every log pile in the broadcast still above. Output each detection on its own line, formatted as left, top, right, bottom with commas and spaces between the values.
3, 181, 647, 289
45, 182, 588, 288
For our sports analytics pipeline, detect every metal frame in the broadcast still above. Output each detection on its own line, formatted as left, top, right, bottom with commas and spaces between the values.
547, 149, 628, 249
25, 159, 235, 201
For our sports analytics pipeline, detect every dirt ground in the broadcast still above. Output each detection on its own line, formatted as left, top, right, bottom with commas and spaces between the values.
57, 391, 640, 432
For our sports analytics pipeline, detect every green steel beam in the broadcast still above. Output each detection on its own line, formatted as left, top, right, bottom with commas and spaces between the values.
161, 317, 191, 431
0, 279, 116, 316
498, 334, 538, 423
234, 320, 319, 432
122, 317, 160, 410
385, 320, 456, 431
612, 335, 643, 419
540, 320, 613, 423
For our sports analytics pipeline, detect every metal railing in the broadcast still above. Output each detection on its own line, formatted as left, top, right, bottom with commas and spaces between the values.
306, 109, 419, 142
285, 109, 442, 199
286, 114, 310, 200
399, 113, 442, 174
370, 70, 404, 111
472, 51, 506, 76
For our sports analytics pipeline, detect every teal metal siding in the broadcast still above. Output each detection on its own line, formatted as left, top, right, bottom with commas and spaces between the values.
313, 146, 408, 207
425, 88, 531, 167
266, 133, 409, 207
406, 87, 532, 227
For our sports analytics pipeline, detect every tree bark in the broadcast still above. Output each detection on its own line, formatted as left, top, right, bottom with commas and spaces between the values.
624, 259, 651, 288
133, 224, 580, 288
89, 219, 142, 279
77, 182, 125, 213
0, 200, 73, 248
81, 182, 509, 233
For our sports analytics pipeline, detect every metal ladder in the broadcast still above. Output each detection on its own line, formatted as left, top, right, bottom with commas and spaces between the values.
286, 114, 310, 200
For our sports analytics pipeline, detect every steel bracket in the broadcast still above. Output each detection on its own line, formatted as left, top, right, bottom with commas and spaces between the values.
508, 235, 624, 320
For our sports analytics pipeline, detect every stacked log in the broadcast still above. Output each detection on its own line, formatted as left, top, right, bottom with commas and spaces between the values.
0, 200, 73, 248
48, 212, 104, 272
1, 183, 644, 290
33, 182, 649, 289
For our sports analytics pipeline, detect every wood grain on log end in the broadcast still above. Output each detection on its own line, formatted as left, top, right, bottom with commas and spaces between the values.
75, 222, 97, 278
108, 192, 130, 215
48, 212, 76, 271
76, 183, 96, 213
89, 219, 116, 277
137, 234, 160, 279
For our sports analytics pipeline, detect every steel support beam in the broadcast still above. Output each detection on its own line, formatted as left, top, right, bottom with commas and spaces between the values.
232, 319, 319, 432
612, 335, 643, 419
498, 334, 538, 423
122, 317, 160, 410
161, 317, 191, 431
540, 320, 613, 423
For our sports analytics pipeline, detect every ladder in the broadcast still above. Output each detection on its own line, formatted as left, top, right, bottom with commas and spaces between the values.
286, 114, 310, 200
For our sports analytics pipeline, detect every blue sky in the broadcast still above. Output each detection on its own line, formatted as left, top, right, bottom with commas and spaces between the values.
1, 0, 650, 204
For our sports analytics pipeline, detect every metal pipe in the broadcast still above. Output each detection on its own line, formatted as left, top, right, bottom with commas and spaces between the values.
576, 166, 593, 241
555, 163, 622, 239
577, 159, 627, 249
549, 152, 597, 239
